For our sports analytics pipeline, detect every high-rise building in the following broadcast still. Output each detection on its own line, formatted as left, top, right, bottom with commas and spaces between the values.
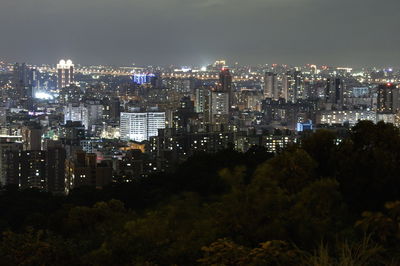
264, 72, 278, 100
147, 112, 166, 140
0, 141, 22, 186
219, 69, 232, 92
195, 87, 211, 113
283, 71, 303, 103
102, 97, 121, 120
377, 83, 399, 114
219, 69, 233, 110
64, 103, 87, 127
62, 121, 86, 143
211, 91, 229, 124
65, 151, 112, 193
30, 68, 41, 97
13, 63, 35, 106
150, 127, 234, 161
19, 151, 47, 190
326, 78, 344, 106
43, 140, 66, 194
85, 101, 104, 131
173, 97, 196, 131
1, 139, 66, 193
292, 71, 303, 102
13, 63, 29, 85
63, 101, 103, 131
46, 146, 66, 194
195, 87, 213, 123
57, 59, 74, 89
281, 74, 289, 101
21, 124, 42, 151
120, 111, 166, 142
13, 63, 30, 96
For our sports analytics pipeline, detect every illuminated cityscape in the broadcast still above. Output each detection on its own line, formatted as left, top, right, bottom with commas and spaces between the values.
1, 0, 400, 264
0, 59, 399, 190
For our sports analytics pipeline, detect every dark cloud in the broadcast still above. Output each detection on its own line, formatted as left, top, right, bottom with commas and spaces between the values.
1, 0, 399, 67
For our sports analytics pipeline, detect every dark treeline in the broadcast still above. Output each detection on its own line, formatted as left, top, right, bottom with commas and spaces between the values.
1, 121, 400, 265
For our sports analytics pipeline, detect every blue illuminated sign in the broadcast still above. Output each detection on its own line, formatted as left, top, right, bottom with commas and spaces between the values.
297, 120, 313, 132
133, 73, 156, 85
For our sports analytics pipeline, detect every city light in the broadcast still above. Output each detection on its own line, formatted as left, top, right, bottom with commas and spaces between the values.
1, 0, 400, 264
35, 92, 54, 100
132, 73, 156, 85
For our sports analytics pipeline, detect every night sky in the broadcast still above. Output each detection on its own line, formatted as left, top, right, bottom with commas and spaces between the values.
1, 0, 399, 67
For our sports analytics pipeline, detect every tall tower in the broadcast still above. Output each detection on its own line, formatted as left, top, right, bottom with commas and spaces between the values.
264, 72, 278, 100
219, 68, 232, 92
293, 71, 303, 101
13, 63, 31, 99
281, 73, 289, 101
31, 68, 40, 97
57, 59, 74, 89
211, 91, 230, 124
219, 68, 232, 99
377, 83, 399, 114
218, 68, 233, 117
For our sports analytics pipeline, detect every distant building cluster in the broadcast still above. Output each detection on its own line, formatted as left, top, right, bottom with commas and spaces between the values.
0, 58, 399, 194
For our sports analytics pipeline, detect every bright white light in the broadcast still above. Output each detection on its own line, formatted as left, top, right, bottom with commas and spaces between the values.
35, 92, 53, 100
57, 59, 74, 69
200, 66, 207, 71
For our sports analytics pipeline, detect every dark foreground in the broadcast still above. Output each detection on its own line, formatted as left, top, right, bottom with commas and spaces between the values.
1, 121, 400, 265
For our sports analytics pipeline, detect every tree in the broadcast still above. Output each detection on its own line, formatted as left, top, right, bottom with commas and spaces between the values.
302, 129, 338, 178
289, 178, 349, 247
0, 229, 78, 266
199, 239, 304, 266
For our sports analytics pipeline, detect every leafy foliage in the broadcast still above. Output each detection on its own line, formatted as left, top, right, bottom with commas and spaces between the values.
1, 121, 400, 264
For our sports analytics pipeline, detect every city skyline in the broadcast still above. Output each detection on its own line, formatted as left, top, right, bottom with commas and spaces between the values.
2, 0, 400, 264
2, 58, 400, 71
1, 0, 400, 67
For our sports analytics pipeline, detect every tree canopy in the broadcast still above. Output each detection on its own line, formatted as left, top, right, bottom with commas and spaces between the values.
1, 121, 400, 265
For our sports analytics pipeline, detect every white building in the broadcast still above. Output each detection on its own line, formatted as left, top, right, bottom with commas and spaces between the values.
317, 110, 376, 126
63, 103, 103, 130
211, 91, 229, 124
120, 112, 165, 142
64, 104, 87, 127
57, 59, 74, 89
211, 92, 229, 114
